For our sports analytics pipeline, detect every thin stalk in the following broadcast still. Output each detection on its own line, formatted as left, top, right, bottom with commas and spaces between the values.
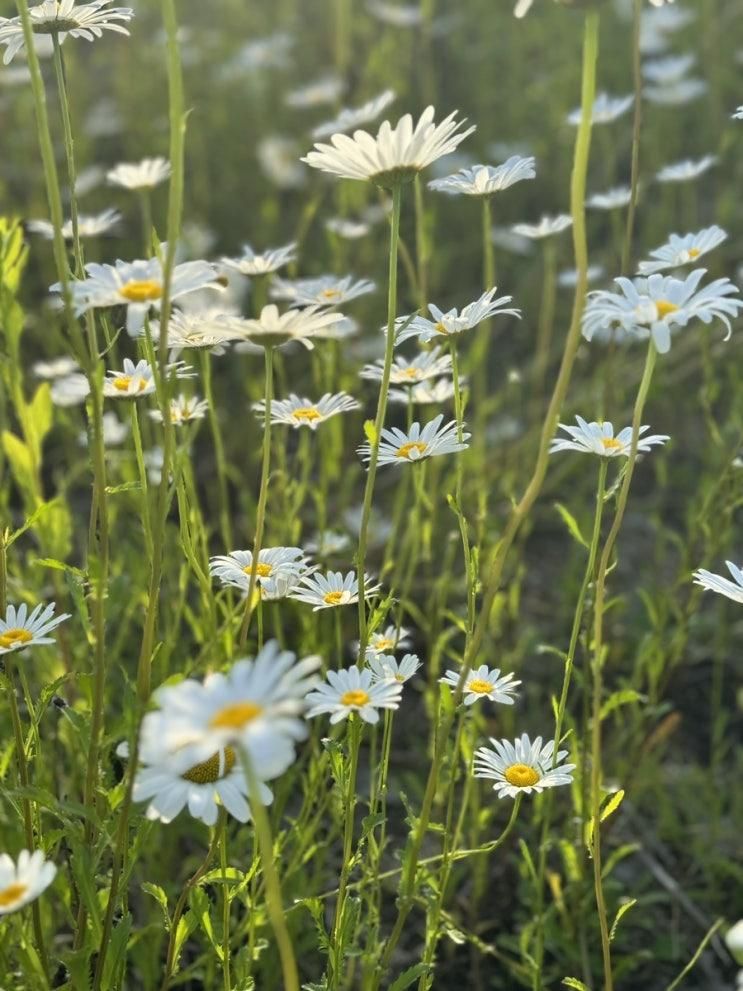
414, 175, 428, 310
220, 820, 231, 991
533, 238, 557, 411
139, 190, 153, 257
131, 402, 154, 558
621, 0, 643, 276
472, 195, 495, 431
330, 715, 362, 988
200, 350, 233, 549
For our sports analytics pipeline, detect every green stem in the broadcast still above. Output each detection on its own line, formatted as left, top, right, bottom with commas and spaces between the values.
330, 715, 362, 987
200, 350, 233, 549
414, 175, 428, 310
220, 819, 231, 991
621, 0, 643, 276
473, 195, 495, 431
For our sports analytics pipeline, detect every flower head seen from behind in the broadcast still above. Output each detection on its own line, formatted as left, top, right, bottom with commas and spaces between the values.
305, 666, 402, 724
253, 392, 360, 430
393, 288, 520, 345
0, 0, 133, 65
0, 850, 56, 915
474, 734, 575, 799
220, 242, 297, 277
428, 156, 536, 197
303, 106, 475, 188
637, 226, 727, 276
0, 602, 70, 654
550, 417, 669, 457
359, 414, 470, 467
692, 561, 743, 604
107, 157, 171, 191
440, 664, 520, 706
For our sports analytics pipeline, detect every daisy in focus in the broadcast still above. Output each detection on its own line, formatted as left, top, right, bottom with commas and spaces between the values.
393, 288, 520, 345
474, 734, 575, 799
102, 358, 155, 398
0, 0, 133, 65
303, 105, 475, 188
209, 547, 309, 593
360, 346, 452, 385
368, 652, 421, 684
106, 157, 171, 190
637, 226, 727, 275
0, 602, 70, 654
220, 242, 297, 277
290, 570, 381, 610
253, 392, 360, 429
692, 561, 743, 604
305, 666, 403, 724
359, 414, 470, 467
428, 156, 536, 197
270, 274, 375, 307
0, 850, 56, 915
440, 664, 520, 706
549, 417, 669, 457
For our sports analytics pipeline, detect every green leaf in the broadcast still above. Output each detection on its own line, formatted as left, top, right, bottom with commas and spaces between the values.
600, 689, 645, 721
34, 556, 85, 579
600, 788, 625, 823
562, 979, 590, 990
390, 963, 431, 990
27, 382, 52, 457
2, 431, 36, 501
363, 419, 377, 444
142, 882, 170, 928
554, 502, 588, 548
610, 898, 637, 941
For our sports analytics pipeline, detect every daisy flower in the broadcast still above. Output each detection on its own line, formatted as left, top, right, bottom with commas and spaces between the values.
359, 414, 470, 467
692, 561, 743, 604
226, 32, 292, 74
151, 308, 245, 353
644, 78, 707, 106
305, 666, 402, 724
368, 652, 421, 684
474, 734, 575, 799
642, 54, 695, 83
285, 74, 344, 109
549, 417, 669, 457
311, 89, 396, 140
366, 0, 423, 27
586, 186, 633, 211
389, 377, 459, 406
567, 92, 633, 126
303, 105, 475, 188
220, 242, 296, 277
149, 395, 209, 425
142, 641, 321, 770
305, 531, 351, 557
637, 226, 727, 275
102, 358, 156, 398
364, 624, 413, 657
393, 287, 520, 345
325, 217, 372, 240
209, 547, 308, 592
360, 346, 452, 385
106, 156, 171, 190
512, 214, 572, 240
27, 208, 121, 240
440, 664, 520, 706
33, 356, 79, 379
253, 392, 360, 429
0, 0, 133, 65
582, 269, 743, 353
656, 156, 717, 183
270, 275, 375, 307
428, 156, 536, 197
0, 602, 70, 654
51, 372, 90, 406
56, 257, 223, 336
557, 265, 605, 289
229, 304, 346, 350
289, 570, 381, 610
732, 107, 743, 121
0, 851, 56, 915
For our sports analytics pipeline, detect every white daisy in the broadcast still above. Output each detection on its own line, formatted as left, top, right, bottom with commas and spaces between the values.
692, 561, 743, 604
440, 664, 520, 706
311, 89, 396, 140
368, 652, 421, 684
305, 531, 351, 557
582, 269, 743, 353
360, 414, 470, 467
549, 417, 669, 457
656, 156, 717, 183
256, 136, 307, 191
56, 257, 223, 337
491, 226, 534, 255
474, 734, 576, 799
303, 105, 475, 188
360, 346, 452, 385
512, 214, 572, 240
33, 356, 79, 379
642, 54, 695, 83
0, 0, 133, 65
252, 392, 360, 429
220, 243, 296, 277
102, 358, 155, 399
289, 570, 381, 610
637, 226, 727, 275
363, 624, 413, 657
733, 106, 743, 121
149, 395, 209, 425
209, 547, 308, 592
270, 274, 375, 307
428, 156, 536, 197
305, 665, 402, 724
0, 602, 70, 654
228, 304, 346, 350
284, 74, 344, 109
586, 186, 633, 211
644, 78, 707, 106
0, 850, 56, 915
325, 217, 371, 240
567, 92, 633, 126
366, 0, 423, 27
226, 32, 292, 74
51, 372, 90, 406
106, 157, 171, 191
27, 208, 121, 240
151, 308, 245, 353
389, 377, 459, 406
78, 410, 128, 447
557, 265, 605, 289
393, 287, 520, 345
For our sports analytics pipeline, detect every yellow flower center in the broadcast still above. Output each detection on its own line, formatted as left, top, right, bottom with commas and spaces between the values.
112, 375, 148, 393
340, 689, 370, 707
601, 437, 623, 451
399, 367, 421, 380
394, 673, 405, 683
243, 562, 273, 578
0, 883, 28, 908
292, 406, 322, 422
323, 590, 345, 605
0, 628, 33, 649
120, 279, 163, 303
504, 763, 541, 788
395, 441, 428, 460
434, 321, 450, 335
209, 701, 264, 731
655, 299, 679, 319
688, 248, 700, 258
182, 747, 236, 784
320, 288, 342, 302
374, 637, 395, 651
468, 678, 494, 694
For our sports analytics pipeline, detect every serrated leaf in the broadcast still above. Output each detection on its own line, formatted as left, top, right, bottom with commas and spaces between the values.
600, 689, 644, 721
610, 898, 637, 941
562, 979, 590, 990
390, 963, 430, 990
142, 882, 170, 927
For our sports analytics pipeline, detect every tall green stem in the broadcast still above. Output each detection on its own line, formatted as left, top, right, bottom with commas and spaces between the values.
621, 0, 643, 276
330, 715, 362, 987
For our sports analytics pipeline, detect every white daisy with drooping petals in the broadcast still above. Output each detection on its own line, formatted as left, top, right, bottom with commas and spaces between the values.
253, 392, 360, 429
567, 92, 633, 126
305, 666, 402, 724
440, 664, 520, 706
360, 346, 452, 385
27, 208, 121, 241
0, 0, 133, 65
106, 156, 171, 190
151, 308, 245, 353
512, 214, 572, 240
289, 570, 381, 610
550, 417, 669, 457
220, 242, 297, 277
209, 547, 309, 593
270, 275, 375, 307
149, 395, 209, 425
228, 305, 345, 350
474, 734, 576, 799
428, 156, 536, 197
692, 561, 743, 604
359, 414, 470, 467
656, 156, 717, 183
637, 226, 727, 275
0, 850, 56, 915
586, 187, 633, 211
393, 287, 520, 345
303, 106, 475, 188
582, 269, 743, 353
368, 652, 421, 684
311, 89, 396, 140
0, 602, 70, 654
55, 257, 223, 336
